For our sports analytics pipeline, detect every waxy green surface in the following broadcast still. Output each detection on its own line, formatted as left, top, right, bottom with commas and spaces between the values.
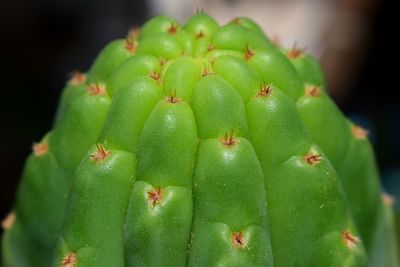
2, 12, 395, 267
3, 79, 111, 267
292, 53, 398, 265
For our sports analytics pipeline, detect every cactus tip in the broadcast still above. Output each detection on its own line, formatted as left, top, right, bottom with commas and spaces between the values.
124, 38, 137, 54
33, 142, 49, 157
1, 212, 15, 230
165, 93, 181, 104
195, 31, 204, 39
159, 57, 167, 67
167, 23, 178, 35
61, 252, 76, 267
352, 125, 369, 140
148, 188, 163, 206
305, 85, 322, 97
230, 18, 243, 26
128, 27, 140, 40
87, 83, 106, 96
90, 144, 110, 162
201, 64, 213, 77
68, 71, 86, 86
244, 45, 255, 60
150, 71, 163, 85
232, 231, 246, 249
207, 44, 216, 52
382, 192, 395, 207
125, 28, 139, 53
270, 34, 281, 47
304, 151, 322, 165
165, 89, 181, 104
221, 130, 237, 147
257, 84, 273, 97
194, 6, 204, 14
342, 231, 360, 250
287, 42, 305, 59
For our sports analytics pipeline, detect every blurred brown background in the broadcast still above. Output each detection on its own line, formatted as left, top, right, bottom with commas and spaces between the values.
0, 0, 399, 226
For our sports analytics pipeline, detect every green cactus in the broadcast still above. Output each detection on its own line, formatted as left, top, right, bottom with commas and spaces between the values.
1, 13, 397, 267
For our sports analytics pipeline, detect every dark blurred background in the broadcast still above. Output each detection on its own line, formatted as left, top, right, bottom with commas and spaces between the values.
0, 0, 399, 225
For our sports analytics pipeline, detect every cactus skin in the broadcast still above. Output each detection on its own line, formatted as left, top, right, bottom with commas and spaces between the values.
289, 50, 399, 265
1, 13, 395, 266
2, 74, 111, 267
53, 145, 136, 266
369, 194, 400, 267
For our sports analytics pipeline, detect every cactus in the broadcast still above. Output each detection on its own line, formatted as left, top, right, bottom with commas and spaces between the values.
1, 13, 397, 266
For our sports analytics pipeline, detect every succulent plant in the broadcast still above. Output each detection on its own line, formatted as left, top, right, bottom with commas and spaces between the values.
1, 13, 398, 267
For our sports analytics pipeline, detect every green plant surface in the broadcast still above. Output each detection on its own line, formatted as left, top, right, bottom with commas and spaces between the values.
2, 13, 397, 267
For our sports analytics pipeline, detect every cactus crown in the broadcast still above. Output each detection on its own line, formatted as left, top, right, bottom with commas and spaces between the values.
2, 13, 397, 267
